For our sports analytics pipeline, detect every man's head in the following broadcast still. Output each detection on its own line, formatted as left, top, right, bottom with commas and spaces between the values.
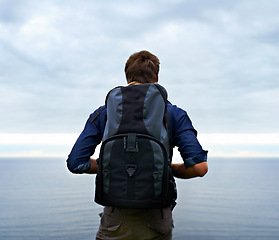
125, 50, 160, 84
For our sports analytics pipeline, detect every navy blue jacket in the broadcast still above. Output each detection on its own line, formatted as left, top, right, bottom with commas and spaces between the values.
67, 102, 207, 174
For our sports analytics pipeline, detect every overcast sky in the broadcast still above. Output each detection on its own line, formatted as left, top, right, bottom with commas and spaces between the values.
0, 0, 278, 158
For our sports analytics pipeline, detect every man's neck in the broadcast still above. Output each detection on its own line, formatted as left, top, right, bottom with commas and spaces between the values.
128, 81, 140, 86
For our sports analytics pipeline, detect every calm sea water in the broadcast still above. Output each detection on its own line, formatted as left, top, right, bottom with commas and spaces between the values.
0, 157, 278, 240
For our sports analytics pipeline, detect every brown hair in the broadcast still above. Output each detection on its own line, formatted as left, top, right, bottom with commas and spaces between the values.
124, 50, 160, 84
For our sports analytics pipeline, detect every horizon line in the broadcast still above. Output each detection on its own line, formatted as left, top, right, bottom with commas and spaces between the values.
1, 133, 279, 159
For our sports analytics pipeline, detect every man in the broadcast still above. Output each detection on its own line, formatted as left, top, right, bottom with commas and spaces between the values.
67, 50, 208, 239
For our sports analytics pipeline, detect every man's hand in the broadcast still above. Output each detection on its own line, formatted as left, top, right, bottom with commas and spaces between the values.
86, 158, 98, 174
171, 162, 208, 179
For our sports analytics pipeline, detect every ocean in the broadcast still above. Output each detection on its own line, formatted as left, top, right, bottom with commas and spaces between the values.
0, 157, 278, 240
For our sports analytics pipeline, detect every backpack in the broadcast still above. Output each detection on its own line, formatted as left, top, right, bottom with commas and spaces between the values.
94, 83, 177, 209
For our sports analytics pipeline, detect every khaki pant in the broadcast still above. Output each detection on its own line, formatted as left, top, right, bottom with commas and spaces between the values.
96, 206, 173, 240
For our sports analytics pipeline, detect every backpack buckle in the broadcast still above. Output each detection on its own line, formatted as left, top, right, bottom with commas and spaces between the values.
126, 164, 137, 177
125, 133, 139, 152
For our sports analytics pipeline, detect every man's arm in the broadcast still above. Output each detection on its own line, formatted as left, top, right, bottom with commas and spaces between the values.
171, 161, 208, 179
86, 158, 98, 174
67, 106, 106, 174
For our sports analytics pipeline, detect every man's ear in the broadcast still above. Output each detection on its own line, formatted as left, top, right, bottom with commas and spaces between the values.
155, 76, 158, 82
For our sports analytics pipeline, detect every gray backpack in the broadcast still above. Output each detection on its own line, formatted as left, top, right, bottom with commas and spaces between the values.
94, 83, 177, 208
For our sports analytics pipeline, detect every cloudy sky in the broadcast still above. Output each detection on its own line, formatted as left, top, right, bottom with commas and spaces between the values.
0, 0, 278, 158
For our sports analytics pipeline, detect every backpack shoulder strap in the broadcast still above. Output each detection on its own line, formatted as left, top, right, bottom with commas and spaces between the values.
89, 106, 106, 123
154, 83, 168, 105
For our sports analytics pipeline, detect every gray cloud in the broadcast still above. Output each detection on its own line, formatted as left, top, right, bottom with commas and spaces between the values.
0, 0, 278, 134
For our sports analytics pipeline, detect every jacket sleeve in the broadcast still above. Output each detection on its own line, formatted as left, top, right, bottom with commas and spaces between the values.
67, 106, 106, 173
169, 104, 208, 168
